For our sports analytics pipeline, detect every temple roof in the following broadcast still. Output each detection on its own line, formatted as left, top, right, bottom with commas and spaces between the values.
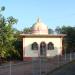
32, 18, 48, 34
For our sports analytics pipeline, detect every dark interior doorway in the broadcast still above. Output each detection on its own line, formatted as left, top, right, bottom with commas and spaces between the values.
40, 42, 46, 57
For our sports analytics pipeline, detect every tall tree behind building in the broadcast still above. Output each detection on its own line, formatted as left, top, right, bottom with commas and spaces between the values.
55, 26, 75, 53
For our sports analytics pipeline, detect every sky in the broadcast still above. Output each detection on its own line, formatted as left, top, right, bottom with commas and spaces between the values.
0, 0, 75, 30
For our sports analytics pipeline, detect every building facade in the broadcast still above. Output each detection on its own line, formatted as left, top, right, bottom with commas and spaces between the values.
20, 18, 66, 61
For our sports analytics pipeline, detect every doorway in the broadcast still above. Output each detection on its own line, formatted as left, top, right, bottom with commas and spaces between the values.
40, 42, 46, 57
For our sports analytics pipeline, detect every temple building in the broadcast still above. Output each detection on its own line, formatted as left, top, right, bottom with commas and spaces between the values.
20, 18, 66, 61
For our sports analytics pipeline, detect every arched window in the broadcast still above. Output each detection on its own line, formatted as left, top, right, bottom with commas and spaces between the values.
48, 42, 54, 50
31, 42, 38, 50
40, 42, 46, 56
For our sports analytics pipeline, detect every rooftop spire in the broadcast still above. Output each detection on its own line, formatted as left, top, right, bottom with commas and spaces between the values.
37, 17, 41, 23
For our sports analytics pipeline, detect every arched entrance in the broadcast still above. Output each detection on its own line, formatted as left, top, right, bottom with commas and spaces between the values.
40, 42, 46, 57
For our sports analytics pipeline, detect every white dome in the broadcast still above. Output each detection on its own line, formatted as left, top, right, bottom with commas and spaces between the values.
32, 18, 48, 34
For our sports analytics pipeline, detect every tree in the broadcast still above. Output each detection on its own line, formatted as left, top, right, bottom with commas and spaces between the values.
13, 29, 23, 60
0, 6, 20, 61
55, 26, 75, 53
48, 28, 54, 34
55, 26, 62, 34
0, 6, 5, 11
23, 27, 32, 34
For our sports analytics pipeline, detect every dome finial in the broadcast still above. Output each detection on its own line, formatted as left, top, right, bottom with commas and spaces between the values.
37, 17, 41, 23
32, 17, 48, 34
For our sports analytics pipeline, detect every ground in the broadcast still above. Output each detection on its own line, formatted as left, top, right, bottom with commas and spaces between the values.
47, 60, 75, 75
0, 54, 75, 75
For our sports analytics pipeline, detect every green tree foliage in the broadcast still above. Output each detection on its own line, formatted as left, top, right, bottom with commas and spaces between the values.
13, 29, 23, 60
23, 27, 32, 34
55, 26, 75, 53
55, 26, 62, 34
0, 6, 20, 61
48, 28, 54, 34
0, 6, 5, 11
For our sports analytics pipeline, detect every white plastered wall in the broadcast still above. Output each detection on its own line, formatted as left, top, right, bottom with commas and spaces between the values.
23, 37, 63, 57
